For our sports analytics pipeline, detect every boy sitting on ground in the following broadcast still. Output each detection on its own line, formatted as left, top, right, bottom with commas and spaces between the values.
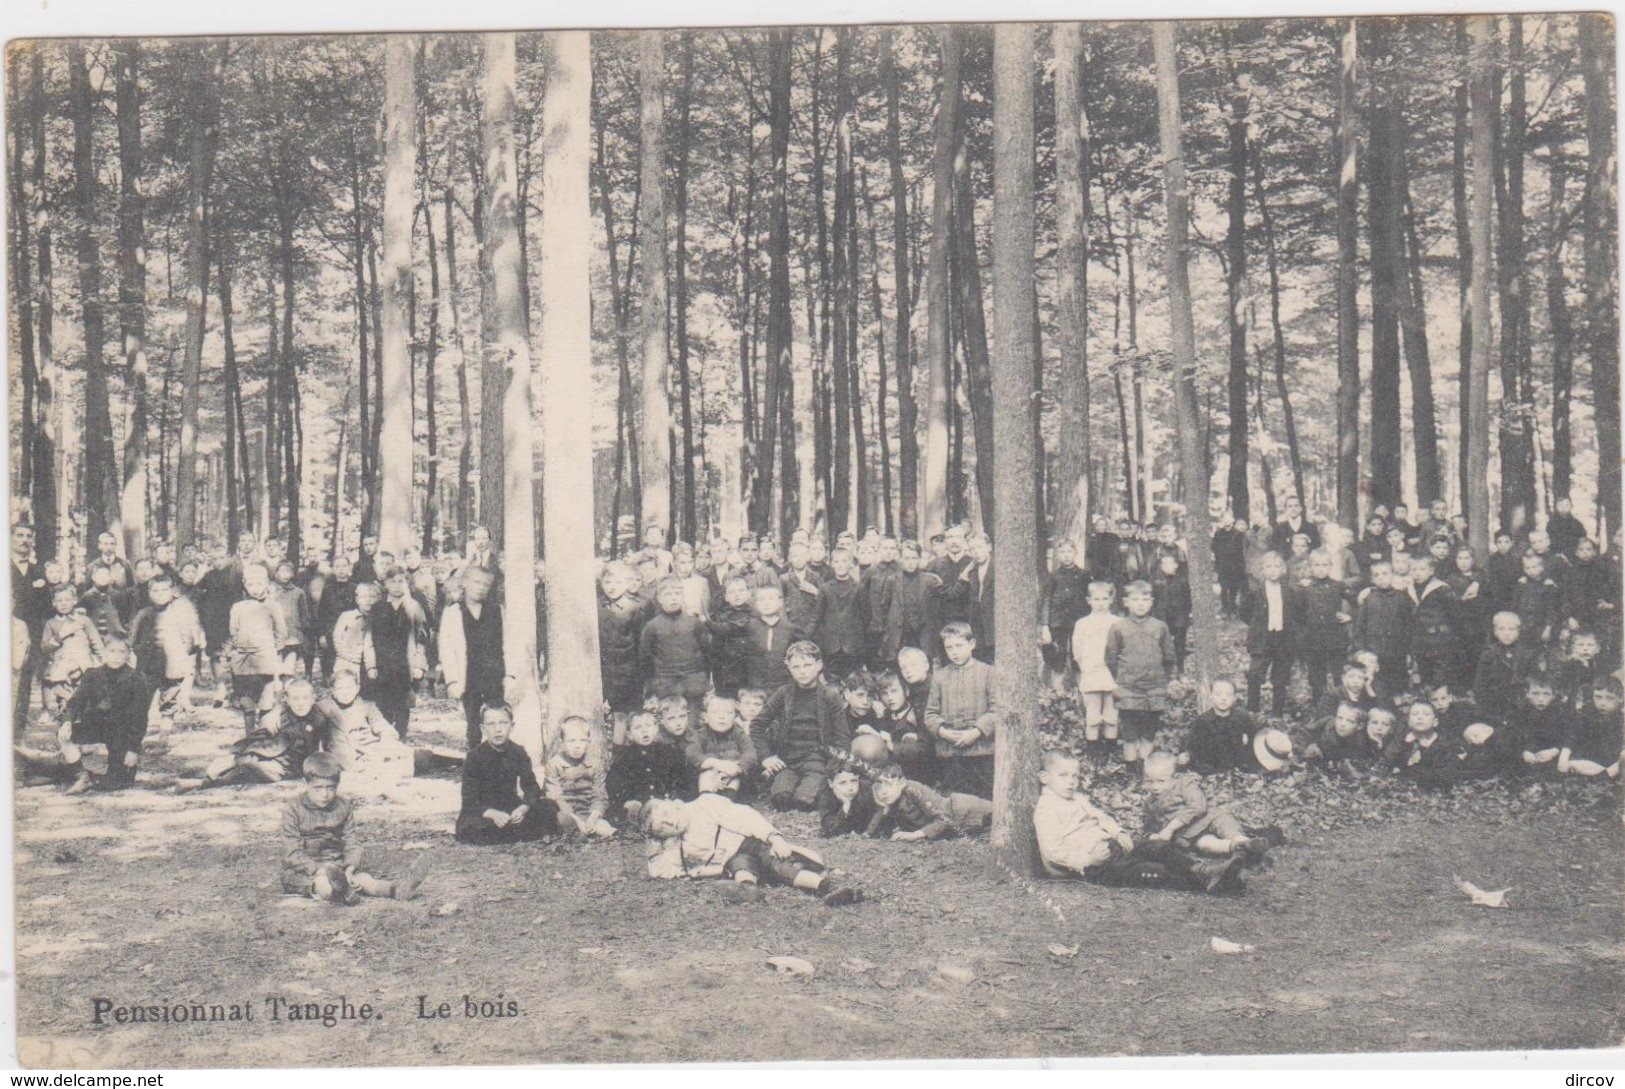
281, 753, 425, 904
545, 715, 615, 837
1560, 677, 1624, 779
456, 702, 562, 844
756, 640, 852, 811
175, 675, 334, 792
1033, 751, 1241, 893
1142, 751, 1264, 860
325, 670, 413, 793
642, 794, 863, 906
865, 762, 992, 841
1181, 679, 1260, 772
1301, 701, 1368, 773
607, 710, 691, 825
685, 693, 758, 797
48, 635, 151, 795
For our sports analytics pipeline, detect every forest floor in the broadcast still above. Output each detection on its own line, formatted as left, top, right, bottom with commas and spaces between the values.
10, 630, 1625, 1069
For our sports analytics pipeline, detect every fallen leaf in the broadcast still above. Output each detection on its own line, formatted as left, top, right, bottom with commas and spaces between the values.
1047, 944, 1080, 958
1210, 936, 1256, 955
1452, 876, 1511, 908
936, 963, 976, 986
430, 901, 460, 917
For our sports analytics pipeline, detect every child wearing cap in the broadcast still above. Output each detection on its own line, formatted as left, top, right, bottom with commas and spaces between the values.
642, 794, 863, 906
282, 753, 426, 904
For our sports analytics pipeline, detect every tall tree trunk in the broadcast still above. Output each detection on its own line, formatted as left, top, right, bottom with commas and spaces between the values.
481, 31, 544, 757
1453, 21, 1474, 512
71, 46, 119, 549
1466, 16, 1496, 556
1548, 145, 1575, 501
953, 105, 996, 536
1152, 21, 1221, 706
674, 32, 698, 542
1496, 15, 1535, 534
1581, 15, 1620, 541
350, 136, 373, 510
280, 220, 302, 562
115, 42, 148, 558
172, 43, 225, 552
1400, 174, 1441, 505
752, 29, 794, 536
10, 56, 39, 510
989, 23, 1040, 875
1251, 139, 1306, 507
379, 36, 418, 554
217, 236, 242, 549
1223, 27, 1252, 524
830, 28, 855, 535
444, 187, 473, 544
592, 80, 644, 533
638, 31, 673, 540
883, 30, 919, 539
921, 26, 960, 538
366, 235, 384, 534
1335, 18, 1361, 527
866, 188, 895, 534
847, 144, 868, 531
421, 126, 442, 555
29, 47, 58, 561
1052, 22, 1092, 543
538, 30, 604, 745
1365, 20, 1404, 512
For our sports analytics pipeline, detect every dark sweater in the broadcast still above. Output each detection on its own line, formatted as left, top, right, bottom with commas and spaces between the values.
456, 741, 543, 836
1184, 708, 1260, 772
756, 682, 850, 774
639, 610, 711, 681
62, 664, 152, 753
606, 741, 691, 811
818, 783, 879, 836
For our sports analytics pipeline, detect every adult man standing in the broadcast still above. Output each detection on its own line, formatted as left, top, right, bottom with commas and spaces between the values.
11, 523, 49, 736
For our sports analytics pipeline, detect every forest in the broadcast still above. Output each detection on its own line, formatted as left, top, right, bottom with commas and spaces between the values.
7, 16, 1618, 570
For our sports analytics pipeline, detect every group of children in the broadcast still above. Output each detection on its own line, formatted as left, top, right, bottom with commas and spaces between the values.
14, 504, 1622, 910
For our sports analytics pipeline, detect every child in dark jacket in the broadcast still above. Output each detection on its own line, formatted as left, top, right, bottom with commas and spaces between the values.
1560, 678, 1623, 779
814, 547, 867, 681
640, 577, 712, 716
706, 577, 757, 698
1245, 553, 1298, 714
1472, 612, 1538, 725
818, 767, 879, 836
1514, 673, 1570, 771
455, 703, 562, 844
1297, 552, 1353, 706
685, 694, 759, 797
756, 641, 852, 810
1408, 558, 1461, 691
608, 711, 691, 823
1182, 680, 1262, 772
1301, 701, 1368, 773
865, 764, 992, 841
1352, 561, 1412, 699
54, 636, 151, 794
741, 586, 797, 694
1150, 554, 1192, 670
599, 563, 649, 728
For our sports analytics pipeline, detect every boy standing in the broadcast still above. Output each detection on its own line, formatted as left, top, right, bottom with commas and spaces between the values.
924, 622, 998, 797
1352, 561, 1413, 699
814, 547, 867, 682
1245, 552, 1298, 714
225, 563, 287, 734
1104, 581, 1175, 766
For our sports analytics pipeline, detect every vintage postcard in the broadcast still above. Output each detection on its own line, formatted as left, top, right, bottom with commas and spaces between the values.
5, 8, 1622, 1069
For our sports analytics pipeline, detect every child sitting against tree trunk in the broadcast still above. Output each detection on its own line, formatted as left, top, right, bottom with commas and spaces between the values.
545, 715, 614, 837
282, 753, 426, 904
642, 793, 863, 906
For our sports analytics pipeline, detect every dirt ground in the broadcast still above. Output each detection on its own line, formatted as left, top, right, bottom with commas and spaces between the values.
10, 680, 1624, 1069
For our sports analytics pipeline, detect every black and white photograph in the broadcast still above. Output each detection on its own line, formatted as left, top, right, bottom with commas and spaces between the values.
3, 4, 1623, 1070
